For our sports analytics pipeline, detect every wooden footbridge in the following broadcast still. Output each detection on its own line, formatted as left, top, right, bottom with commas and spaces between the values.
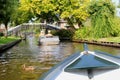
8, 23, 62, 36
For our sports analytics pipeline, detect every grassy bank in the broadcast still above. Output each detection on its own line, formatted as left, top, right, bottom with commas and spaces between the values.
74, 36, 120, 43
0, 37, 20, 45
98, 37, 120, 43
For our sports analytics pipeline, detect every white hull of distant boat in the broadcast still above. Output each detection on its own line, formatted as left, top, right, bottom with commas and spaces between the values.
39, 44, 120, 80
39, 36, 60, 45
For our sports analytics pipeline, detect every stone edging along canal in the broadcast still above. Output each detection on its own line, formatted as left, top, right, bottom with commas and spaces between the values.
0, 39, 21, 53
73, 39, 120, 48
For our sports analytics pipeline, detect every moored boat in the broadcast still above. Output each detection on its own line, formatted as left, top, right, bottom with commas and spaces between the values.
39, 44, 120, 80
39, 36, 60, 45
39, 30, 60, 45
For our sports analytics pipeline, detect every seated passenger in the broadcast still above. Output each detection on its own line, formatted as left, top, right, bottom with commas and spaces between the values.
46, 30, 53, 37
39, 30, 45, 37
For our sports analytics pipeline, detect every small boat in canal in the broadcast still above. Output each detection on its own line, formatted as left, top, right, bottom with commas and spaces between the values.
39, 44, 120, 80
39, 30, 60, 45
39, 36, 60, 45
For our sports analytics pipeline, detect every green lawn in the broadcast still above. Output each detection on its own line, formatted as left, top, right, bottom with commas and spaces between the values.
0, 37, 20, 45
98, 37, 120, 43
79, 37, 120, 43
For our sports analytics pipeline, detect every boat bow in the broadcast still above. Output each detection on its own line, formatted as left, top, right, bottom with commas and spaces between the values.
39, 44, 120, 80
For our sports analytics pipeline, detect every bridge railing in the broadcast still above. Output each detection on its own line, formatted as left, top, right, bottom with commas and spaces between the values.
7, 23, 62, 36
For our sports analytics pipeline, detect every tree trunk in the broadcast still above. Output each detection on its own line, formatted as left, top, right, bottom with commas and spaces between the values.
4, 23, 8, 38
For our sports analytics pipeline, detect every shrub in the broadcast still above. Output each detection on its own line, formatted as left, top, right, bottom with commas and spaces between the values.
110, 17, 120, 37
53, 29, 74, 40
88, 0, 115, 38
73, 27, 92, 39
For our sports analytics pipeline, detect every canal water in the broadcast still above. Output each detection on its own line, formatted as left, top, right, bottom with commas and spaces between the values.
0, 35, 120, 80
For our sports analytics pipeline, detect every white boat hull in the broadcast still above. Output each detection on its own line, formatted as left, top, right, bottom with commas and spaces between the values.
55, 68, 120, 80
39, 36, 60, 45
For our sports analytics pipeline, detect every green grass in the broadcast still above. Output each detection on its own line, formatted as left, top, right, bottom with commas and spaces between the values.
76, 36, 120, 43
0, 37, 20, 45
98, 37, 120, 43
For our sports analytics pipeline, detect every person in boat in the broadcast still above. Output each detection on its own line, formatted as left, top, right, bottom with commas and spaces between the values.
45, 30, 53, 37
39, 30, 45, 37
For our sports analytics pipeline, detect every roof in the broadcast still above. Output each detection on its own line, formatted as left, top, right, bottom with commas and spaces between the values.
65, 53, 120, 71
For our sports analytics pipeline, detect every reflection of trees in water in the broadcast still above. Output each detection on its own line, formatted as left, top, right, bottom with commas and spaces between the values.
0, 59, 23, 80
39, 45, 60, 56
0, 60, 8, 80
27, 35, 39, 54
37, 45, 62, 68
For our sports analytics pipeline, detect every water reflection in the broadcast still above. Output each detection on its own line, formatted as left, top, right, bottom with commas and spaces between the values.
0, 35, 120, 80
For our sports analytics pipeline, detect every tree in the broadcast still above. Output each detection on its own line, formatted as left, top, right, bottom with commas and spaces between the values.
20, 0, 90, 28
88, 0, 115, 38
12, 0, 34, 25
56, 0, 90, 28
0, 0, 18, 37
31, 0, 59, 23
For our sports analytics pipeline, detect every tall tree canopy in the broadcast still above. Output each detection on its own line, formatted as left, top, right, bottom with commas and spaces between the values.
12, 0, 34, 25
31, 0, 59, 23
17, 0, 90, 28
57, 0, 90, 27
0, 0, 18, 36
88, 0, 115, 38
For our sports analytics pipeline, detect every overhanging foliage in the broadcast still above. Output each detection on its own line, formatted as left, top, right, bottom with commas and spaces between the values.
88, 0, 115, 38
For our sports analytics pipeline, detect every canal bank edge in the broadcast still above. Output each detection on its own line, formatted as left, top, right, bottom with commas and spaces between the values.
73, 39, 120, 48
0, 39, 21, 53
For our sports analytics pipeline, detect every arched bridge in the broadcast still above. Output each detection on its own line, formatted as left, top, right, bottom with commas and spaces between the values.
46, 24, 61, 30
7, 23, 62, 36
